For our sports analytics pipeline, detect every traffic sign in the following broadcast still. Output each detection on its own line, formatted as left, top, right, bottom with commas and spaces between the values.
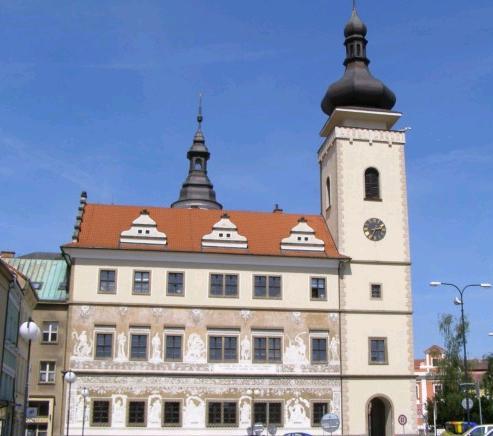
462, 398, 474, 410
398, 414, 408, 426
321, 413, 340, 433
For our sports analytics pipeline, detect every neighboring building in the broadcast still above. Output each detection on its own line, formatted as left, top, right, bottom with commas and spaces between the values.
59, 7, 415, 436
414, 345, 445, 432
2, 252, 69, 436
0, 256, 38, 436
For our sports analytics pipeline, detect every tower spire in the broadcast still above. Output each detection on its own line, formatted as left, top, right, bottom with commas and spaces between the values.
171, 98, 222, 210
320, 7, 396, 116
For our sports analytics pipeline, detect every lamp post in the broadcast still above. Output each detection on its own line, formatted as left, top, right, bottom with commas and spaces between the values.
19, 319, 40, 436
430, 281, 491, 422
246, 388, 260, 435
81, 387, 89, 436
63, 370, 77, 436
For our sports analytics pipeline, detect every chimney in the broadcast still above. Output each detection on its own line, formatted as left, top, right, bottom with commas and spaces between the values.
0, 251, 15, 259
273, 204, 283, 213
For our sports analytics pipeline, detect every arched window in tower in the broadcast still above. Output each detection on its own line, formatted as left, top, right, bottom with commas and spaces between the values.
194, 159, 203, 170
326, 177, 331, 208
365, 167, 380, 200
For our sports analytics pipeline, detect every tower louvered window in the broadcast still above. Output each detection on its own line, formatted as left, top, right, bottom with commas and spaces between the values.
365, 168, 380, 200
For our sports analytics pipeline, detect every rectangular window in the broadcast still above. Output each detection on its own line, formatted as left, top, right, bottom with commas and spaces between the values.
163, 401, 181, 426
208, 336, 238, 362
311, 337, 328, 363
369, 338, 387, 364
253, 402, 282, 426
130, 334, 148, 360
311, 277, 327, 300
91, 400, 110, 426
312, 402, 329, 426
39, 361, 56, 384
207, 401, 237, 427
254, 275, 282, 299
371, 283, 382, 299
165, 335, 183, 361
42, 322, 58, 343
95, 333, 113, 359
28, 400, 50, 417
128, 400, 146, 426
167, 272, 184, 296
133, 271, 150, 295
253, 336, 282, 363
99, 270, 116, 293
210, 274, 239, 297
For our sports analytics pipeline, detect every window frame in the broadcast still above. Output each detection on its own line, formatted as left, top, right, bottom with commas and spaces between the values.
364, 167, 381, 201
310, 333, 329, 364
41, 321, 59, 344
252, 332, 283, 363
252, 275, 282, 300
98, 269, 117, 294
368, 337, 388, 365
167, 271, 185, 297
162, 399, 182, 427
130, 330, 149, 361
370, 283, 383, 300
164, 331, 184, 362
207, 331, 239, 363
91, 398, 111, 427
94, 331, 114, 360
310, 277, 327, 301
132, 270, 151, 295
326, 176, 331, 210
209, 273, 239, 298
311, 401, 330, 427
252, 401, 283, 427
39, 361, 56, 384
206, 400, 239, 428
127, 399, 147, 427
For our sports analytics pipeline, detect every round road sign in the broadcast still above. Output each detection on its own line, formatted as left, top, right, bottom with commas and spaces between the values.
461, 398, 474, 410
398, 414, 408, 426
321, 413, 340, 433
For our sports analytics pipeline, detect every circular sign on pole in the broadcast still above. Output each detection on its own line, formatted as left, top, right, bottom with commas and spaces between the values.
321, 413, 340, 433
398, 414, 408, 426
462, 398, 474, 411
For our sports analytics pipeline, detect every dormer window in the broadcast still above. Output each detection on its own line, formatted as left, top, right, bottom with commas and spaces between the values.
202, 214, 248, 249
120, 209, 167, 246
281, 218, 325, 252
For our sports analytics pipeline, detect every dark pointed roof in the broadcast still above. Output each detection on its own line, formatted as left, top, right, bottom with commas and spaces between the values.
321, 8, 396, 116
171, 99, 222, 210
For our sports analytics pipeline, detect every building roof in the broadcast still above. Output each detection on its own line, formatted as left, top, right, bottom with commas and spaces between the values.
3, 256, 68, 301
64, 204, 345, 260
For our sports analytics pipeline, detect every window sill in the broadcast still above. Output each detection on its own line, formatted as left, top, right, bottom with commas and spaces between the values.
41, 341, 59, 345
98, 290, 117, 295
369, 361, 388, 365
364, 197, 382, 202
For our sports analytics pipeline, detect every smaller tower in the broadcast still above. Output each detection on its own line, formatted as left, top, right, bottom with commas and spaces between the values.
171, 97, 222, 210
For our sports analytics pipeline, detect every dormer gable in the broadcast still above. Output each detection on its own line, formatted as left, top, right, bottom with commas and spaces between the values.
120, 209, 167, 246
201, 214, 247, 249
281, 217, 325, 252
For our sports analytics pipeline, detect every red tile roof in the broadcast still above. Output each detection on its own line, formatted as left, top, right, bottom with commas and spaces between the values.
63, 204, 345, 259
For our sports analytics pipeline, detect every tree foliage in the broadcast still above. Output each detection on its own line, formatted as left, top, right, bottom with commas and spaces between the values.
426, 315, 493, 426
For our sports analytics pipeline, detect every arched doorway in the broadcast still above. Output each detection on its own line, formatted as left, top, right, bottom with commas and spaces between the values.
367, 396, 392, 436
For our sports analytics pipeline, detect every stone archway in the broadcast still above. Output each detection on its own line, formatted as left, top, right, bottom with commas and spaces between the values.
367, 396, 392, 436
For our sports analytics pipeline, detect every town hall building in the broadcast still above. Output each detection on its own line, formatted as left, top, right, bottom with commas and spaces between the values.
60, 7, 416, 436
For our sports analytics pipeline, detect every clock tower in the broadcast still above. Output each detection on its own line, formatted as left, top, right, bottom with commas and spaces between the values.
318, 7, 416, 435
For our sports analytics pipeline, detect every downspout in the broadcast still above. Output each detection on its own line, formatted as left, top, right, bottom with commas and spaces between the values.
0, 275, 13, 403
337, 258, 349, 435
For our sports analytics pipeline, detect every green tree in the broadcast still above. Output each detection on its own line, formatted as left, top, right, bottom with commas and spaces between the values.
426, 314, 469, 426
482, 354, 493, 398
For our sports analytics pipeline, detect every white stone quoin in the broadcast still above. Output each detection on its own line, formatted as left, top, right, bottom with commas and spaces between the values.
281, 218, 325, 251
201, 213, 248, 248
120, 209, 167, 245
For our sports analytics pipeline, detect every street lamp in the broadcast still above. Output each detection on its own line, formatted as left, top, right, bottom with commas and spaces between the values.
81, 387, 89, 436
246, 388, 260, 435
63, 370, 77, 436
429, 281, 492, 422
19, 319, 40, 435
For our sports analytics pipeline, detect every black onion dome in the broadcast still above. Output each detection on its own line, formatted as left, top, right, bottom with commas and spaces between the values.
344, 9, 367, 37
321, 9, 396, 116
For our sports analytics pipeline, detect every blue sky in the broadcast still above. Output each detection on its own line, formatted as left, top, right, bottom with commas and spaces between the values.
1, 1, 492, 358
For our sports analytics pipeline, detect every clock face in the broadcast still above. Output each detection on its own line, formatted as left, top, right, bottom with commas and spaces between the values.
363, 218, 387, 241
